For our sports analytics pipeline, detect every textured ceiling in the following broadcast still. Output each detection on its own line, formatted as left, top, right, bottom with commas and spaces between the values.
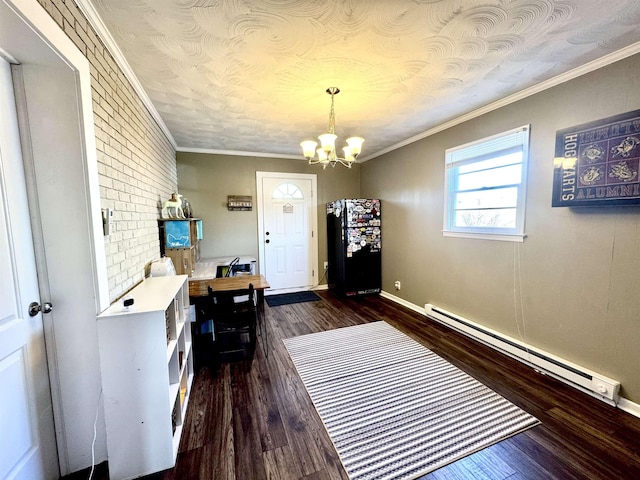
90, 0, 640, 159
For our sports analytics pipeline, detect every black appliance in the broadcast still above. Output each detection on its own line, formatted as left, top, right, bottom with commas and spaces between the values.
326, 199, 381, 296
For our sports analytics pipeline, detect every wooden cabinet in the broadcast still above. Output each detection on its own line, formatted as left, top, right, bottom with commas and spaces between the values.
165, 248, 196, 277
158, 219, 202, 276
97, 275, 194, 480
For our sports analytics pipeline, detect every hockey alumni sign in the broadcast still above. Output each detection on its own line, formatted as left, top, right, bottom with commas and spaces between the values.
552, 109, 640, 207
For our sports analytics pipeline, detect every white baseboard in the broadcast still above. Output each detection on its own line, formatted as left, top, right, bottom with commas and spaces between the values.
618, 397, 640, 418
380, 290, 425, 315
379, 292, 640, 418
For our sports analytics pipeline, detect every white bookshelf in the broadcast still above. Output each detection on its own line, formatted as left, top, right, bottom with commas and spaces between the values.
97, 275, 194, 480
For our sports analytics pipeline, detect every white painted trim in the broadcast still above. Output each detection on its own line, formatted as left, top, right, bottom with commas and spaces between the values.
74, 0, 177, 149
380, 292, 640, 418
7, 0, 109, 313
380, 290, 425, 316
48, 2, 640, 163
618, 397, 640, 418
173, 40, 640, 163
442, 231, 526, 243
363, 40, 640, 162
0, 46, 19, 63
4, 0, 112, 472
177, 146, 302, 160
8, 0, 109, 308
312, 283, 329, 291
78, 56, 110, 313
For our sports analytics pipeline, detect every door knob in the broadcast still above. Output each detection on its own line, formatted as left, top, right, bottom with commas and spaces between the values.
265, 239, 270, 244
28, 301, 53, 317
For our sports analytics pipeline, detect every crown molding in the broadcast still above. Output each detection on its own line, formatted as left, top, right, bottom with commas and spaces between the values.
177, 146, 368, 164
73, 0, 177, 149
176, 146, 302, 160
69, 2, 640, 161
364, 40, 640, 162
0, 46, 19, 64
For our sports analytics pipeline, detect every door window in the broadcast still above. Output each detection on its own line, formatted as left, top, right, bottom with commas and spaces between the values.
272, 183, 304, 199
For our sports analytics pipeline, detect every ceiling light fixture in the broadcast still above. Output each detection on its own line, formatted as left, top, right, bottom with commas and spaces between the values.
300, 87, 364, 169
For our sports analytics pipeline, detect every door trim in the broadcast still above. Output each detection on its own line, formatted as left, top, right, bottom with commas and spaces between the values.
256, 171, 318, 293
3, 0, 110, 473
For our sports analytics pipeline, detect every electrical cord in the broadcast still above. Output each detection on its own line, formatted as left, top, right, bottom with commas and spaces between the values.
88, 388, 103, 480
513, 243, 531, 363
318, 263, 329, 285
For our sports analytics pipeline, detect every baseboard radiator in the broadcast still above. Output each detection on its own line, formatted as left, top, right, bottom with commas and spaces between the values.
424, 304, 621, 406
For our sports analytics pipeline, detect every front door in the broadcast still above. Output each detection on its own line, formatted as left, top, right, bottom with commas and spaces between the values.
0, 57, 58, 480
257, 172, 317, 292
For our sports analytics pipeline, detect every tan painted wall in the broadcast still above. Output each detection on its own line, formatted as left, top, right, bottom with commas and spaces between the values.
360, 54, 640, 402
177, 152, 360, 281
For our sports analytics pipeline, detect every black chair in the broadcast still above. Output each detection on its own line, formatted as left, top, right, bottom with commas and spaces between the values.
191, 297, 216, 370
207, 284, 257, 362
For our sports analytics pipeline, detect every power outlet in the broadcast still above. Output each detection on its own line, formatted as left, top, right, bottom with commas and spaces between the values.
324, 261, 329, 270
394, 281, 401, 290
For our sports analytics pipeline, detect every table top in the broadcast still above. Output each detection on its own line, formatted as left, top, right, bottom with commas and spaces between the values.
188, 274, 270, 297
190, 257, 257, 280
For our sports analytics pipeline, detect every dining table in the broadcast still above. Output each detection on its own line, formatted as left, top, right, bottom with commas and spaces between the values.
188, 260, 270, 360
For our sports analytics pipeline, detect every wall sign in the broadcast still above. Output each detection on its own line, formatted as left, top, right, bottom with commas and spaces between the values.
552, 109, 640, 207
228, 195, 252, 211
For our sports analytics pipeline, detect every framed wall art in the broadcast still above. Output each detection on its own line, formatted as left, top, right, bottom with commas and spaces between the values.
552, 109, 640, 207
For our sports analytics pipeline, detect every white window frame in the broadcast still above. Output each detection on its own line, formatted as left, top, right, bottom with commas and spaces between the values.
443, 125, 530, 242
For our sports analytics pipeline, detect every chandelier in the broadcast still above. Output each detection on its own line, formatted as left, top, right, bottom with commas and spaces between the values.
300, 87, 364, 169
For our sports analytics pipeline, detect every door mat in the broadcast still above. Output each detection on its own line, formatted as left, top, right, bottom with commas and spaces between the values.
283, 321, 540, 480
265, 291, 321, 307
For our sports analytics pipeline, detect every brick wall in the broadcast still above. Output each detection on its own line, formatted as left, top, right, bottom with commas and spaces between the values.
37, 0, 177, 301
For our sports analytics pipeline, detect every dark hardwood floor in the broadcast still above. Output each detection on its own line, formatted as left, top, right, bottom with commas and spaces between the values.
77, 290, 640, 480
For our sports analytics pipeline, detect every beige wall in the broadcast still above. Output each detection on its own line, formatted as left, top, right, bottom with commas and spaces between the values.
361, 54, 640, 403
177, 152, 360, 279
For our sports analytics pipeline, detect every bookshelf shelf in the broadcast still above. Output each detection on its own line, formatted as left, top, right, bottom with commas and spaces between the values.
97, 275, 194, 480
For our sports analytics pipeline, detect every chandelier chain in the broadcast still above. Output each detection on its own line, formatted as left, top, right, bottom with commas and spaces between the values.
327, 88, 336, 135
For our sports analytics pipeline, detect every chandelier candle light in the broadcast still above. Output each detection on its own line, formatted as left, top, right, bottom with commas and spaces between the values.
301, 87, 364, 169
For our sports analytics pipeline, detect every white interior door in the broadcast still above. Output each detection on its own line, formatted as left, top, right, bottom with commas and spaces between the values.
0, 57, 58, 480
257, 172, 317, 292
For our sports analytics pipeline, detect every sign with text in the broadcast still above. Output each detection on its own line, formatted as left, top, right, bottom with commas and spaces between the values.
552, 109, 640, 206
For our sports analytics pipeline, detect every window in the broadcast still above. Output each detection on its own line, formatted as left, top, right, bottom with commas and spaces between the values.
443, 125, 530, 241
272, 182, 303, 199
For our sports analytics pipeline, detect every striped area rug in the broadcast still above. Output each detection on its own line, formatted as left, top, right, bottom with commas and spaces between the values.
283, 321, 540, 480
